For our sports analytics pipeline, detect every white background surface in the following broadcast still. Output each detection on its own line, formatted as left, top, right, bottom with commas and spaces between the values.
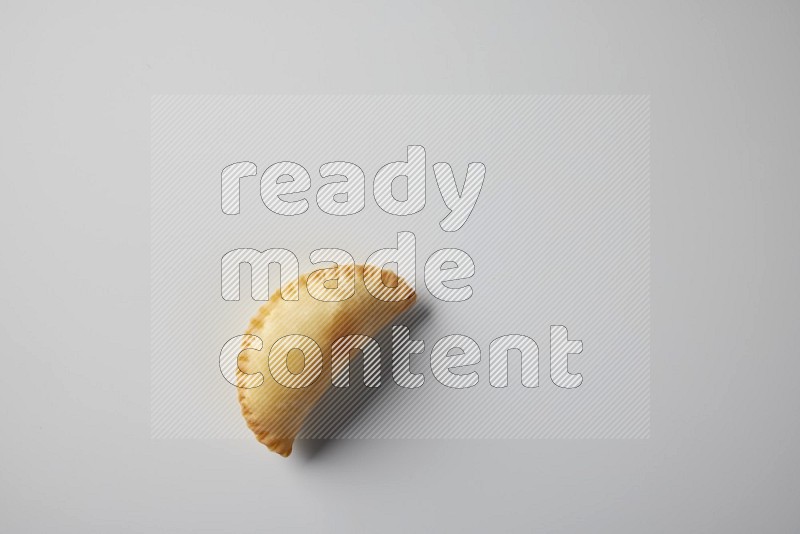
1, 1, 798, 532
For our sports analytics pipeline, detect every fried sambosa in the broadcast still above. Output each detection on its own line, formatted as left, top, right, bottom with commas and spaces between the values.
237, 263, 415, 456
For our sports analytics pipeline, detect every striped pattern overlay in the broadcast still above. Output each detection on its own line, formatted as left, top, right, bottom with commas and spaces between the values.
151, 95, 650, 440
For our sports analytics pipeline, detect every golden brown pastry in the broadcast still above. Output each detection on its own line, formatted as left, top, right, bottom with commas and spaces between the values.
237, 263, 415, 456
